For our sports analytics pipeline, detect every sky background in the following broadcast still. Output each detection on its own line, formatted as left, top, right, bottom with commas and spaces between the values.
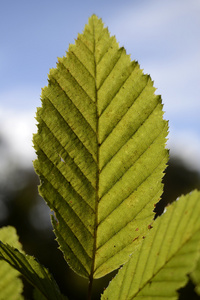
0, 0, 200, 171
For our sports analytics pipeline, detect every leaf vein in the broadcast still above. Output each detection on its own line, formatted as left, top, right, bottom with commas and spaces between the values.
51, 74, 96, 137
58, 60, 96, 104
36, 142, 96, 216
69, 50, 95, 80
53, 216, 92, 275
38, 98, 97, 188
42, 173, 95, 248
100, 120, 167, 201
97, 48, 124, 91
98, 64, 138, 117
100, 101, 159, 175
133, 220, 200, 298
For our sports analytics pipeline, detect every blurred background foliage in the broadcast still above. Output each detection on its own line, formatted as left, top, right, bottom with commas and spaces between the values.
0, 133, 200, 300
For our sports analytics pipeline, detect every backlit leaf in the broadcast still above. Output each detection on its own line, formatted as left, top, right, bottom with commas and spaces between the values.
102, 190, 200, 300
0, 226, 23, 300
190, 254, 200, 295
33, 14, 168, 279
0, 242, 65, 300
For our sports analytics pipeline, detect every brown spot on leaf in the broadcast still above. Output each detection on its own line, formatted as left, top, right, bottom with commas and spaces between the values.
133, 236, 139, 242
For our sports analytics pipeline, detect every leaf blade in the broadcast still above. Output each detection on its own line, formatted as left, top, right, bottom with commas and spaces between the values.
190, 243, 200, 295
102, 190, 200, 299
33, 14, 168, 279
0, 242, 65, 300
0, 226, 24, 300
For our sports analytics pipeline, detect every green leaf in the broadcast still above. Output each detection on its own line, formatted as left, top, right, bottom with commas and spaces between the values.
0, 242, 65, 300
0, 226, 24, 300
101, 190, 200, 300
190, 255, 200, 295
33, 288, 51, 300
33, 14, 168, 279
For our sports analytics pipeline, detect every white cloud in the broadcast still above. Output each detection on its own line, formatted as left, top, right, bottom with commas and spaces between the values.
0, 86, 41, 168
0, 107, 37, 168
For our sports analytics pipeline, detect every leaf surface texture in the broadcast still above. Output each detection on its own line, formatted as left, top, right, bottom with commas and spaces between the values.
102, 190, 200, 300
33, 14, 168, 279
0, 241, 65, 300
190, 254, 200, 295
0, 226, 23, 300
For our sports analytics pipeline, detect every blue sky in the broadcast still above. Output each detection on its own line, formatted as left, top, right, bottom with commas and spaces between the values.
0, 0, 200, 170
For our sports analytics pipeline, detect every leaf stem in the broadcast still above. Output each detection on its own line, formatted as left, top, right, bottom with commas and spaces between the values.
88, 275, 93, 300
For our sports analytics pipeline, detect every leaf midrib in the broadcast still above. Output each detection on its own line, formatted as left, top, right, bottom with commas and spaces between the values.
89, 16, 99, 282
